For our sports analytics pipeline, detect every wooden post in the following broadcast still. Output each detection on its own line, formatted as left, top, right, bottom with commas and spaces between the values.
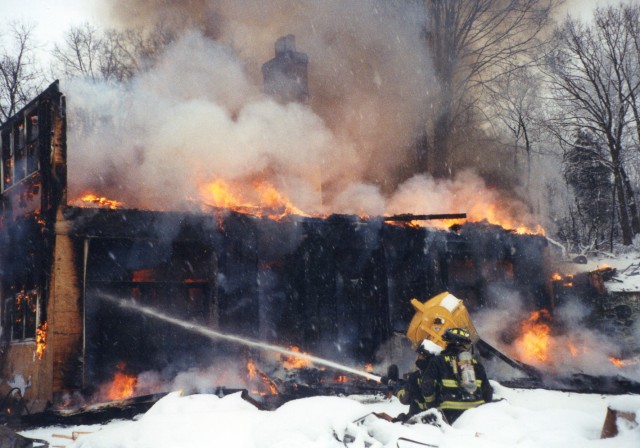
601, 406, 638, 438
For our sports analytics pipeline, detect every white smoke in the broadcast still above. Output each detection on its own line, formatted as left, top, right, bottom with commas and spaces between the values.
65, 0, 441, 214
66, 27, 540, 227
66, 31, 340, 212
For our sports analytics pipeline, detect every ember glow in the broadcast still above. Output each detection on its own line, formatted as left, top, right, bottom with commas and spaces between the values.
515, 310, 552, 364
106, 363, 137, 401
552, 272, 575, 287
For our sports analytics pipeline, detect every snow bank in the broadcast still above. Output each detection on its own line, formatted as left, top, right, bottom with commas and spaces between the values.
20, 384, 640, 448
70, 391, 266, 448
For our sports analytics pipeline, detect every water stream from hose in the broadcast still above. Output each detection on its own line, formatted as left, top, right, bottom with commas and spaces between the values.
99, 293, 382, 382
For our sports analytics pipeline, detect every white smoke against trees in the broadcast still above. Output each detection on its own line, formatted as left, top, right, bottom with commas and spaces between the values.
66, 30, 342, 212
64, 0, 546, 228
100, 0, 432, 189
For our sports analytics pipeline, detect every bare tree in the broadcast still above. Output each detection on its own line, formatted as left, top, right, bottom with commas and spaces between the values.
51, 23, 103, 80
485, 66, 545, 187
51, 22, 175, 82
559, 130, 615, 249
101, 29, 144, 82
621, 4, 640, 148
547, 6, 640, 245
0, 22, 45, 121
424, 0, 559, 178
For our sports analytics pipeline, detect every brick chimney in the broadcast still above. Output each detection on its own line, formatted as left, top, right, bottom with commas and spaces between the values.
262, 34, 309, 104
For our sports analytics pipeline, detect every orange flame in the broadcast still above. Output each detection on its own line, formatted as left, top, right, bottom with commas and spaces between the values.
73, 193, 124, 209
253, 181, 307, 217
609, 357, 625, 368
197, 179, 307, 220
516, 310, 552, 364
400, 207, 545, 235
199, 179, 246, 209
35, 322, 47, 360
106, 363, 137, 401
467, 201, 544, 235
70, 178, 543, 235
246, 357, 279, 395
280, 346, 313, 369
247, 357, 258, 380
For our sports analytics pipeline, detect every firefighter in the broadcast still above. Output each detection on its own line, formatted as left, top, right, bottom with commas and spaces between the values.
419, 327, 493, 424
384, 339, 442, 422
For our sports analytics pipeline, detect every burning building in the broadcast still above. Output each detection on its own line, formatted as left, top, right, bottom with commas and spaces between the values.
0, 81, 555, 414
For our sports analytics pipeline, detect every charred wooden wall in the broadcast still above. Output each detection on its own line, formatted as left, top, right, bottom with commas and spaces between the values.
56, 207, 551, 396
0, 82, 69, 410
0, 84, 552, 407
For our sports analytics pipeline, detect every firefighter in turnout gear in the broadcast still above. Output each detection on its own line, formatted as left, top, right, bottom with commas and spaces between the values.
420, 327, 493, 423
389, 339, 443, 422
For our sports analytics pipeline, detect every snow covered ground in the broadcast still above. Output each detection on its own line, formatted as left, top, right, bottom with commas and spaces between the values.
20, 381, 640, 448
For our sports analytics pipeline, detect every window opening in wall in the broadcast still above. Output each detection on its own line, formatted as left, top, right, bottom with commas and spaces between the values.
4, 289, 39, 341
14, 122, 27, 183
27, 113, 39, 142
2, 130, 13, 190
26, 143, 39, 174
26, 113, 39, 174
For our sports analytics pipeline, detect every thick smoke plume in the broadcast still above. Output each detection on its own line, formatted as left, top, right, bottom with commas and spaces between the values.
64, 0, 542, 229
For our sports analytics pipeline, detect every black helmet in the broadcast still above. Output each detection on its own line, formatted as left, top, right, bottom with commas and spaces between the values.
442, 327, 472, 347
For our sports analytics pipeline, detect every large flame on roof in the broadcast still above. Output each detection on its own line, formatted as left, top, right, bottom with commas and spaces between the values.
197, 179, 307, 219
72, 193, 124, 209
69, 176, 544, 235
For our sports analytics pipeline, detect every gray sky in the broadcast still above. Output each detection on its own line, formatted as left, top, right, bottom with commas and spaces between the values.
0, 0, 103, 52
560, 0, 632, 18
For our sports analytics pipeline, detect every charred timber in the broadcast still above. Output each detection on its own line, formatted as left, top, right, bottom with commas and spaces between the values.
499, 373, 640, 396
20, 392, 169, 428
383, 213, 467, 222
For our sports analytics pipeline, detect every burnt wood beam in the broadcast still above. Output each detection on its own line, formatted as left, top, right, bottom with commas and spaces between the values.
383, 213, 467, 222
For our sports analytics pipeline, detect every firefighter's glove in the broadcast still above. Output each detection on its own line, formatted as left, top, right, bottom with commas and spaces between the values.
380, 376, 397, 388
382, 364, 401, 389
392, 412, 408, 423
